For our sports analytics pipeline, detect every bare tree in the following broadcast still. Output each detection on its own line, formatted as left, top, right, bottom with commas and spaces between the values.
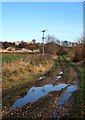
46, 34, 60, 45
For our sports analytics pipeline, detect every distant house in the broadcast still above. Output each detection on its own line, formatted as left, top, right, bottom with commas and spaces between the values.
0, 48, 2, 52
6, 47, 15, 51
68, 42, 75, 47
0, 48, 7, 53
26, 42, 33, 44
15, 41, 33, 46
74, 42, 78, 46
15, 41, 21, 46
33, 49, 40, 53
62, 41, 69, 46
20, 48, 32, 53
62, 41, 75, 47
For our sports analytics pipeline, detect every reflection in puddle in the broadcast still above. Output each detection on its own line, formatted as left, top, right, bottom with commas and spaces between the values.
56, 76, 62, 79
51, 85, 78, 118
11, 83, 69, 109
57, 85, 77, 109
38, 76, 46, 80
54, 76, 62, 81
59, 71, 63, 75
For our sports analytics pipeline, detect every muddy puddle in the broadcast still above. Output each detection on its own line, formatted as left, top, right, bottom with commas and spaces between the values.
55, 76, 62, 80
59, 71, 63, 75
10, 69, 78, 119
49, 85, 78, 119
53, 71, 63, 81
38, 71, 63, 81
38, 76, 46, 80
11, 83, 69, 109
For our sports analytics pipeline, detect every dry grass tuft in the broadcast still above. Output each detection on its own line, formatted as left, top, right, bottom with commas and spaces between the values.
2, 54, 54, 90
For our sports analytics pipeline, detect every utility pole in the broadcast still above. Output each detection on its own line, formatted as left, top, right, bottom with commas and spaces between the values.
42, 30, 47, 55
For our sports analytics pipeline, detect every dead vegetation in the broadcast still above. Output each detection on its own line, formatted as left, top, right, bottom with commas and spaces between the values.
2, 54, 54, 90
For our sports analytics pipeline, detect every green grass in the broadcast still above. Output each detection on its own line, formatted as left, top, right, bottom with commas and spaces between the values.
2, 53, 29, 64
55, 56, 85, 118
70, 65, 85, 118
64, 59, 85, 118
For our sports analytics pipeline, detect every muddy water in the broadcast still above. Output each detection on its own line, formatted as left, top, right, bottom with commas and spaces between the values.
38, 76, 46, 80
11, 69, 78, 119
11, 71, 64, 109
57, 85, 77, 109
49, 85, 78, 119
11, 83, 69, 109
55, 76, 62, 79
59, 71, 63, 75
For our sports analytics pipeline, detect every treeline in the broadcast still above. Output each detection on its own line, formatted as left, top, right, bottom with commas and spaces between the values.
1, 42, 15, 49
0, 41, 61, 55
1, 36, 85, 63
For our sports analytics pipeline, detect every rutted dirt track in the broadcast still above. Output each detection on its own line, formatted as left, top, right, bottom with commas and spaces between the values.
2, 59, 79, 119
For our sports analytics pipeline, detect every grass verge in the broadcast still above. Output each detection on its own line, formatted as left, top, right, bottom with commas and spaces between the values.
56, 56, 85, 119
68, 63, 85, 119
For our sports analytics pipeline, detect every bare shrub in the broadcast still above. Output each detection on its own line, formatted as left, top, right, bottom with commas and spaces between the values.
72, 38, 85, 62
